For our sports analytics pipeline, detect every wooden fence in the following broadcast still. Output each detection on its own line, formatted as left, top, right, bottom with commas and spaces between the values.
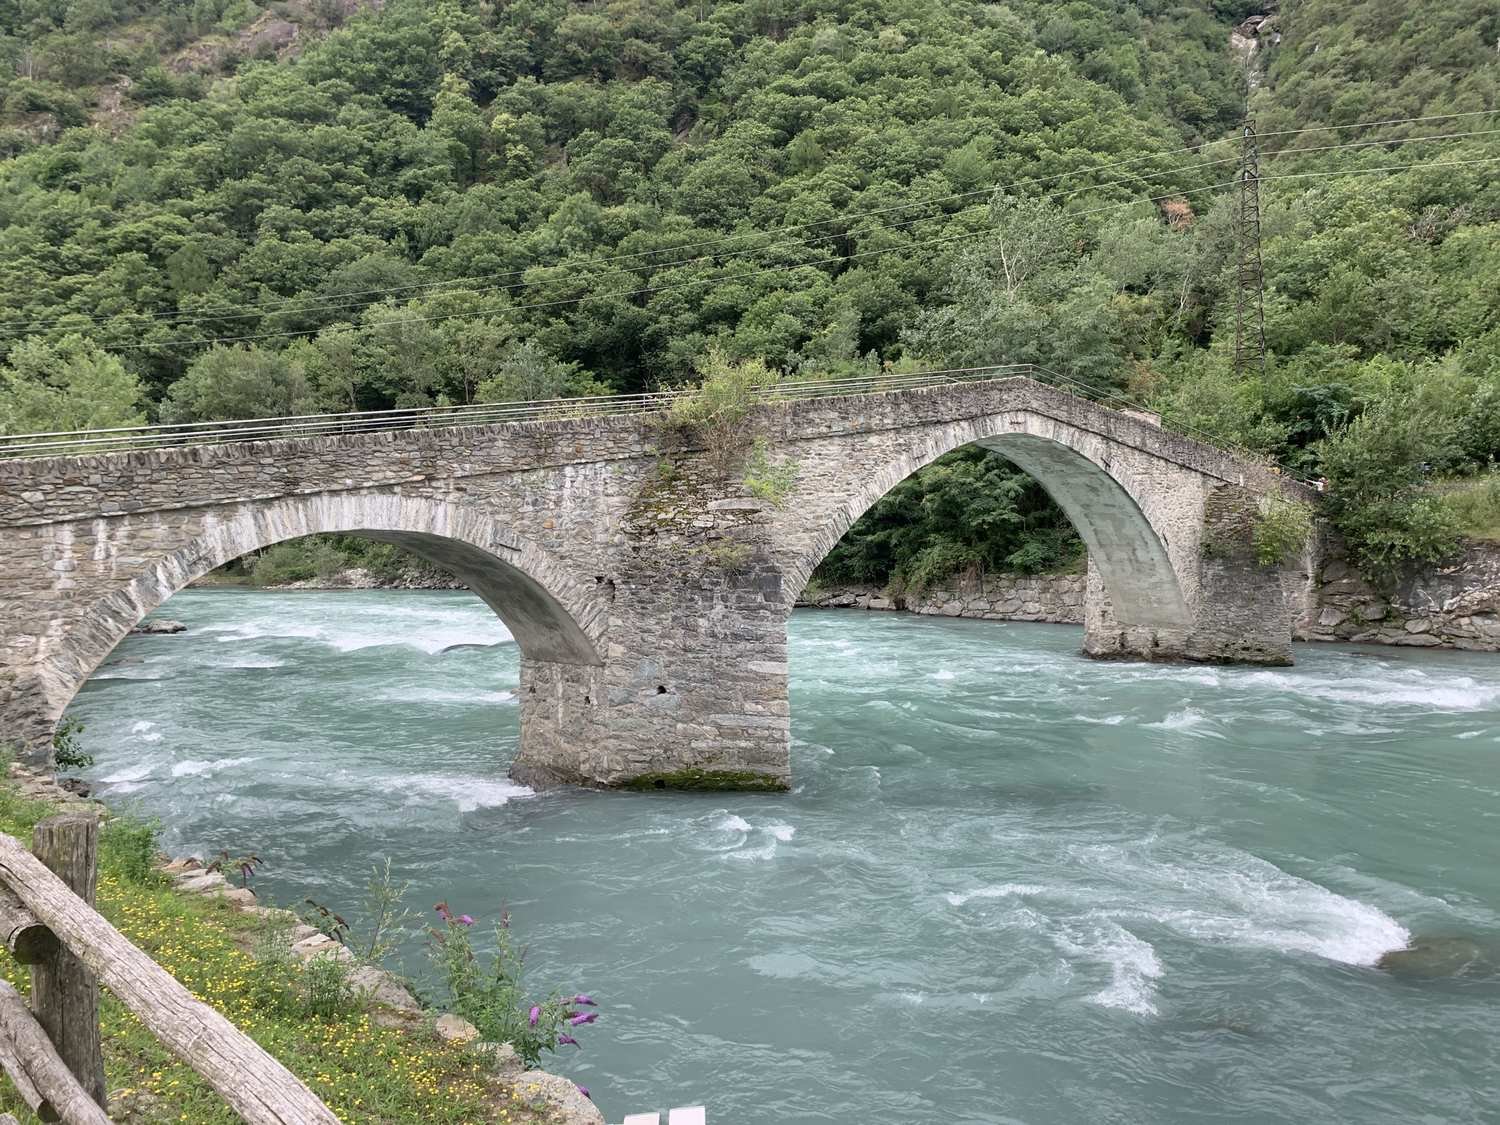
0, 813, 339, 1123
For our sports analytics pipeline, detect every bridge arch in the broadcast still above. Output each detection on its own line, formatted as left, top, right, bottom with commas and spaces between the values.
24, 492, 606, 754
781, 409, 1193, 629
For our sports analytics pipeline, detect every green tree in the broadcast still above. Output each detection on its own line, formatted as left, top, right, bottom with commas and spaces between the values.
161, 345, 320, 423
0, 335, 145, 435
475, 340, 602, 403
1316, 403, 1465, 582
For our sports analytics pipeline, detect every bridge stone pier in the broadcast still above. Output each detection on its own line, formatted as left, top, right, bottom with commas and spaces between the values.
0, 378, 1314, 789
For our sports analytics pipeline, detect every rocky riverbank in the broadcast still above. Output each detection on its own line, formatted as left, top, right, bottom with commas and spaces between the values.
1296, 541, 1500, 652
2, 764, 602, 1125
802, 542, 1500, 654
799, 571, 1085, 624
192, 566, 466, 591
214, 541, 1500, 654
273, 566, 465, 591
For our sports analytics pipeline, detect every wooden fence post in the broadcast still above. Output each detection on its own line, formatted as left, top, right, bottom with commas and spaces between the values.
29, 815, 106, 1110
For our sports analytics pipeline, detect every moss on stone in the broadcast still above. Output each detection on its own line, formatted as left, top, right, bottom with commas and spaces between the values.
622, 768, 789, 792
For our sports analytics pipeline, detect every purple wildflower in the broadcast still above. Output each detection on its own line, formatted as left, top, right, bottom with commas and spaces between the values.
558, 1033, 579, 1048
457, 914, 475, 926
569, 1011, 598, 1026
577, 1086, 591, 1100
528, 1005, 541, 1027
571, 994, 597, 1006
434, 902, 450, 922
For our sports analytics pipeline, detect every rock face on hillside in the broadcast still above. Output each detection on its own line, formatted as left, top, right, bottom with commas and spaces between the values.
1229, 4, 1281, 89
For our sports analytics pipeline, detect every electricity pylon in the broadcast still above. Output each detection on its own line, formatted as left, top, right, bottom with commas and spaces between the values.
1233, 116, 1268, 380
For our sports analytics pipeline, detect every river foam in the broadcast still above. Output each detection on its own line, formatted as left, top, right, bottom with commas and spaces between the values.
1241, 668, 1500, 712
398, 775, 533, 812
948, 839, 1410, 1017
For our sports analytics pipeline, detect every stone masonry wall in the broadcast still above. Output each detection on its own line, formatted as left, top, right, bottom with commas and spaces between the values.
2, 377, 1311, 786
1298, 540, 1500, 651
800, 572, 1085, 623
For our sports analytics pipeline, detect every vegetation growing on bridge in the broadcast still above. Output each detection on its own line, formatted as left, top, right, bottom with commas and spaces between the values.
0, 0, 1497, 588
1251, 495, 1315, 568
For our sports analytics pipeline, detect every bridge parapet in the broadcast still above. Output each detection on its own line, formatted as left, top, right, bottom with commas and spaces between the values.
0, 373, 1304, 529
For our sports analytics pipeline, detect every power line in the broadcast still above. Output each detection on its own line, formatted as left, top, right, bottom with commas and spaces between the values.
99, 155, 1500, 353
90, 136, 1500, 345
4, 108, 1493, 338
1255, 106, 1496, 141
81, 125, 1496, 332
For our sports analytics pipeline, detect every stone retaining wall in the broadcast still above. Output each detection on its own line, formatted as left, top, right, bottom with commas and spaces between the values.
800, 571, 1085, 624
1297, 541, 1500, 652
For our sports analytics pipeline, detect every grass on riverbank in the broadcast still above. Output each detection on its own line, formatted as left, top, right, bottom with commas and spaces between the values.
0, 783, 546, 1125
1438, 473, 1500, 542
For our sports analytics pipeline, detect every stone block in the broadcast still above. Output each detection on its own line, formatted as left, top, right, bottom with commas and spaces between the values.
174, 872, 227, 894
435, 1013, 480, 1044
291, 933, 337, 958
483, 1042, 525, 1080
348, 965, 421, 1013
514, 1071, 604, 1125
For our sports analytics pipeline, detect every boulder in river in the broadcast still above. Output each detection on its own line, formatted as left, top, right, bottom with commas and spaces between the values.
1378, 936, 1496, 981
132, 619, 186, 635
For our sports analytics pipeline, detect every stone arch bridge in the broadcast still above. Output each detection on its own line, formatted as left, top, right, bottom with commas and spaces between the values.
0, 375, 1314, 789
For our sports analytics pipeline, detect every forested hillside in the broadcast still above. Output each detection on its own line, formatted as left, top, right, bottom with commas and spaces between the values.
1, 0, 1497, 586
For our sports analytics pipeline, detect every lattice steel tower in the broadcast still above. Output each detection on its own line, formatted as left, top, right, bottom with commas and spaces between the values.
1233, 117, 1267, 379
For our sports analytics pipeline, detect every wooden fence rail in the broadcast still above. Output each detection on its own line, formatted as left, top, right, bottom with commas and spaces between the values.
0, 815, 340, 1124
0, 979, 108, 1124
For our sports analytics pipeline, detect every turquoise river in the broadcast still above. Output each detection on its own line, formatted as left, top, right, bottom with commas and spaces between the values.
70, 588, 1500, 1124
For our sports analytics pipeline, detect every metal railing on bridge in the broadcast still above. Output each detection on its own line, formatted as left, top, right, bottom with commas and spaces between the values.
0, 365, 1029, 459
0, 363, 1304, 480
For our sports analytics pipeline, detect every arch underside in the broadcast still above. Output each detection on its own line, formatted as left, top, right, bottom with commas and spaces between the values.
976, 433, 1191, 627
33, 494, 604, 734
356, 530, 599, 663
791, 418, 1192, 630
